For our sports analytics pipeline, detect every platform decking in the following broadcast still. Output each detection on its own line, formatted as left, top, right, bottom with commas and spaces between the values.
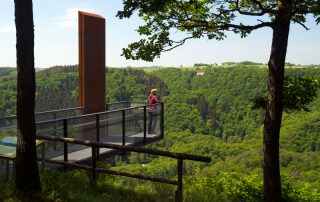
0, 102, 164, 175
49, 133, 160, 162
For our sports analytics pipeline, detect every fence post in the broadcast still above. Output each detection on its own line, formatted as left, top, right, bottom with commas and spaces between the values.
96, 114, 100, 161
176, 158, 183, 202
143, 106, 147, 145
63, 119, 68, 171
91, 146, 97, 185
160, 102, 164, 138
122, 110, 126, 146
5, 159, 9, 180
42, 142, 45, 172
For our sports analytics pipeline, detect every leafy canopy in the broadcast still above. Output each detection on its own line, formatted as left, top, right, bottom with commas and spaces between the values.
117, 0, 320, 61
251, 77, 320, 111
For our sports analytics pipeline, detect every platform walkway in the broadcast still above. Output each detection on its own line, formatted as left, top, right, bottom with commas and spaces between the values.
49, 133, 160, 162
0, 102, 164, 174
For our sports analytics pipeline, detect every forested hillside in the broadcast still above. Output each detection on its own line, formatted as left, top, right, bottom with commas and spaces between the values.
0, 64, 319, 153
0, 66, 167, 115
0, 65, 319, 201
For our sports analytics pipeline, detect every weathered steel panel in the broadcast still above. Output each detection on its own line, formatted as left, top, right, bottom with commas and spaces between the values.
79, 11, 105, 114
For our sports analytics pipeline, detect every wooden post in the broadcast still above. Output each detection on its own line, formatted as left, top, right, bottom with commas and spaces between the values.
5, 159, 9, 180
12, 159, 16, 180
96, 114, 100, 161
176, 159, 183, 202
91, 146, 97, 185
41, 142, 45, 172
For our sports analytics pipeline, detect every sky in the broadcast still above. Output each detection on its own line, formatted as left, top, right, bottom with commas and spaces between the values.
0, 0, 320, 68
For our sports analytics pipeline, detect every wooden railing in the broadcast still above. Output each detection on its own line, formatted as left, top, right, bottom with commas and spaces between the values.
36, 134, 211, 202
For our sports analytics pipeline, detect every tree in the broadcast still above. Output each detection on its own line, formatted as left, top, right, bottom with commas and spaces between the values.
14, 0, 41, 196
251, 77, 320, 111
117, 1, 320, 201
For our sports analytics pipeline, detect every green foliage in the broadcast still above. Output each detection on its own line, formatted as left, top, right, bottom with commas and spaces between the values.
106, 67, 167, 102
283, 77, 320, 111
0, 64, 319, 201
250, 96, 267, 110
282, 178, 320, 202
0, 66, 168, 116
251, 77, 320, 111
239, 61, 263, 66
185, 172, 263, 202
0, 177, 14, 200
281, 111, 320, 152
117, 1, 320, 61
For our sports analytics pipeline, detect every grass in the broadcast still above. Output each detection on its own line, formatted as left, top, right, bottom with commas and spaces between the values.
0, 169, 176, 202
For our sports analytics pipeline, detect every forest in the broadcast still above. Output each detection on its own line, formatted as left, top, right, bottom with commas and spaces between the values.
0, 64, 319, 201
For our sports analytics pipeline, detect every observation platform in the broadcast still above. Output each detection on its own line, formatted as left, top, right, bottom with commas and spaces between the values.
0, 101, 164, 175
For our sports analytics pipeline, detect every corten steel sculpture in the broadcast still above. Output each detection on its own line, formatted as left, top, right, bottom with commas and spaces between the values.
79, 11, 105, 114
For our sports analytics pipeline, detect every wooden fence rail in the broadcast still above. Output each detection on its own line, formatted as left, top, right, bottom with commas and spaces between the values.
36, 134, 211, 202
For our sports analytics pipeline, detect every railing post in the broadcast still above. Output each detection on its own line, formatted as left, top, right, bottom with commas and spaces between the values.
176, 158, 183, 202
105, 104, 109, 139
143, 106, 147, 145
42, 142, 45, 172
96, 114, 100, 161
160, 102, 164, 138
53, 112, 57, 150
63, 119, 68, 171
5, 159, 9, 180
122, 110, 126, 146
91, 146, 97, 185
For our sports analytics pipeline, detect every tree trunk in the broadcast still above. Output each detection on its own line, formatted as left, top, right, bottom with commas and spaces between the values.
263, 7, 291, 202
14, 0, 41, 196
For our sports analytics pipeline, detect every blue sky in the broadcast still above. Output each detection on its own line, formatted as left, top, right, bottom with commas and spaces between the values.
0, 0, 320, 68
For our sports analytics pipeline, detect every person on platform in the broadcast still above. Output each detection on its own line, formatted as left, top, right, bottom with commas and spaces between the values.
148, 89, 160, 134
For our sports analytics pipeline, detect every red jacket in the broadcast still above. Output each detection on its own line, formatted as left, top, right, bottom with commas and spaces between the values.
148, 94, 160, 112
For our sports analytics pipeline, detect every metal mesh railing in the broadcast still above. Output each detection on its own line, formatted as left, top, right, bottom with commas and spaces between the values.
0, 102, 164, 161
0, 107, 83, 129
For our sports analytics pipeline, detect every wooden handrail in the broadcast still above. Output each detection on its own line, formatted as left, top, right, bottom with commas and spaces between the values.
36, 134, 211, 202
43, 158, 178, 185
36, 135, 210, 162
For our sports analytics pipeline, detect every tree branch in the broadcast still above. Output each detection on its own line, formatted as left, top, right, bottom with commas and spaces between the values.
229, 0, 276, 16
235, 0, 267, 16
251, 0, 277, 14
178, 21, 274, 31
292, 19, 310, 30
222, 21, 274, 30
162, 36, 195, 52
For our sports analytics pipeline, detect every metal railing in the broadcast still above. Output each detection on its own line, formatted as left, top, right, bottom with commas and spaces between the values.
0, 101, 207, 201
34, 102, 164, 160
0, 101, 164, 176
36, 134, 211, 202
0, 107, 83, 128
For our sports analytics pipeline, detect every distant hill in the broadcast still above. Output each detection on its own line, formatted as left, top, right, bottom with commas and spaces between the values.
0, 65, 319, 151
0, 64, 319, 199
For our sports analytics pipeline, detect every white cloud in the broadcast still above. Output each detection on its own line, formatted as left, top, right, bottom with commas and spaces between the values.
54, 4, 95, 29
0, 25, 15, 33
